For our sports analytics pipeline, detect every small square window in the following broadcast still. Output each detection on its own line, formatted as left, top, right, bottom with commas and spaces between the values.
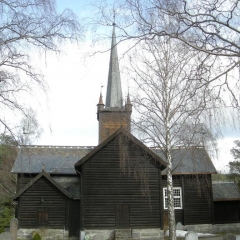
163, 187, 182, 209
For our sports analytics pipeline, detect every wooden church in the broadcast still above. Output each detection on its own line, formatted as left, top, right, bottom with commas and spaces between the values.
12, 25, 218, 239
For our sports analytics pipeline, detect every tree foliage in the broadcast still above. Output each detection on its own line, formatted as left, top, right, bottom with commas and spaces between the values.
0, 0, 81, 135
229, 140, 240, 174
0, 109, 42, 199
0, 200, 14, 233
0, 135, 17, 233
16, 108, 43, 145
0, 111, 42, 232
0, 134, 18, 199
32, 233, 42, 240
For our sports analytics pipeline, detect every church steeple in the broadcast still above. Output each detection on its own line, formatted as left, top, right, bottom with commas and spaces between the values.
97, 24, 132, 143
125, 92, 132, 112
97, 92, 104, 120
105, 23, 123, 108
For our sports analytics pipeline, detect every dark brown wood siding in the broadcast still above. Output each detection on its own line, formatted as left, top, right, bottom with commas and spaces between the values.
81, 137, 162, 229
18, 177, 68, 229
17, 174, 36, 191
162, 175, 213, 225
68, 200, 81, 236
214, 201, 240, 223
183, 175, 213, 225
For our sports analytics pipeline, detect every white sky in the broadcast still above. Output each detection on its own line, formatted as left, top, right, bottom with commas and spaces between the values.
4, 0, 239, 172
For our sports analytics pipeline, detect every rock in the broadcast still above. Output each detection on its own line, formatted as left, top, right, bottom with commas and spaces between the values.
10, 218, 18, 240
223, 233, 236, 240
0, 232, 11, 240
176, 222, 183, 230
185, 231, 198, 240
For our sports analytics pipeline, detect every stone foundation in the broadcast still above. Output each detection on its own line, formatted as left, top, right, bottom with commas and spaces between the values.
82, 228, 164, 240
16, 224, 240, 240
132, 228, 164, 240
17, 228, 69, 240
83, 230, 115, 240
178, 223, 240, 234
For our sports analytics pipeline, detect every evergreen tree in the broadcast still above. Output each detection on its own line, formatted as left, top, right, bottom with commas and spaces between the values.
229, 140, 240, 174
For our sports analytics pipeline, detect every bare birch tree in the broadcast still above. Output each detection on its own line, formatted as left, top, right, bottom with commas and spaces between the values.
0, 0, 82, 135
16, 108, 43, 145
89, 0, 240, 105
0, 109, 42, 199
127, 37, 220, 240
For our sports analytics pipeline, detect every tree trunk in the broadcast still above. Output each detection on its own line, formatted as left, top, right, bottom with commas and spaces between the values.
166, 149, 176, 240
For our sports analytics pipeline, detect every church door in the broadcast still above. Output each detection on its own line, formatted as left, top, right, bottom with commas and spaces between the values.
115, 205, 130, 228
37, 208, 48, 226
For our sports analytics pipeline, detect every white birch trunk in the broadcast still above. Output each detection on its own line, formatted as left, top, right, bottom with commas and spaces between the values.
166, 149, 176, 240
165, 73, 176, 240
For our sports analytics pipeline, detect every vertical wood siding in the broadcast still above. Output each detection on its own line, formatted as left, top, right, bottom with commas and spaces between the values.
18, 177, 68, 229
81, 137, 162, 229
68, 200, 81, 236
214, 201, 240, 223
183, 175, 213, 225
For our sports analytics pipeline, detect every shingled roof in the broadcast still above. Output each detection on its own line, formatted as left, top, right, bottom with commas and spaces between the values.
12, 146, 93, 174
212, 182, 240, 201
12, 140, 216, 175
152, 147, 216, 174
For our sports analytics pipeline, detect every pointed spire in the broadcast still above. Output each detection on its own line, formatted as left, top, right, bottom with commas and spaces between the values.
105, 23, 123, 108
125, 92, 132, 112
98, 92, 104, 105
126, 92, 131, 105
97, 91, 104, 119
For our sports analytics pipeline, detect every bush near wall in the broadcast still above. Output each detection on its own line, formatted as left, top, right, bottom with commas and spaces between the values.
0, 200, 14, 233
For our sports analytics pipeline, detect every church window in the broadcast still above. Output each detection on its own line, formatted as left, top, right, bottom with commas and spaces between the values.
163, 187, 182, 209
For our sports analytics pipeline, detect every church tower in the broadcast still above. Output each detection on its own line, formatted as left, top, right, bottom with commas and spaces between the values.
97, 23, 132, 143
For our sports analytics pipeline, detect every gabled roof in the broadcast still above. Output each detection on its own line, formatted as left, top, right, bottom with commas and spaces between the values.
75, 127, 167, 170
212, 182, 240, 201
12, 146, 92, 174
13, 170, 73, 200
12, 136, 216, 175
153, 147, 216, 174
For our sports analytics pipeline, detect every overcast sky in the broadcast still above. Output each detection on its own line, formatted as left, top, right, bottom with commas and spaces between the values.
13, 0, 239, 172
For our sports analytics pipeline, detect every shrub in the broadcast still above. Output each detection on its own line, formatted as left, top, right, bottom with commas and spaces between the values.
0, 201, 14, 233
32, 233, 41, 240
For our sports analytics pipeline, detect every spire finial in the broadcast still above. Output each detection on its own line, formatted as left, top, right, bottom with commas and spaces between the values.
98, 85, 104, 105
127, 92, 131, 105
113, 9, 116, 26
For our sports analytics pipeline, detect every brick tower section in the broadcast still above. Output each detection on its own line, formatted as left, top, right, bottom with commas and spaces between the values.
98, 107, 132, 143
97, 23, 132, 143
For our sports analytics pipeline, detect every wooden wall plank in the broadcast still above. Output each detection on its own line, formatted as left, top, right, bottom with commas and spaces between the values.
82, 137, 162, 229
18, 177, 68, 229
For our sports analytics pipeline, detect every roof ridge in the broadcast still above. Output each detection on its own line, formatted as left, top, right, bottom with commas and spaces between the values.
19, 145, 95, 149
